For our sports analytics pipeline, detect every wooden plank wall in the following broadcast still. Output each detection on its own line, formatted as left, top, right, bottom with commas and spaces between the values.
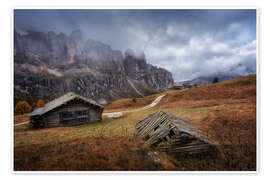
43, 101, 102, 127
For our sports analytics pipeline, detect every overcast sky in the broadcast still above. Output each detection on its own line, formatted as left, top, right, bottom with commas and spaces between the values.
14, 9, 256, 81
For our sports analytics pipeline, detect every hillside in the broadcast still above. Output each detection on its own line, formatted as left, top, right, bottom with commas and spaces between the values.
14, 74, 256, 171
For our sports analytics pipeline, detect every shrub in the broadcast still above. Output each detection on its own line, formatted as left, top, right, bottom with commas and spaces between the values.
14, 101, 32, 115
36, 99, 45, 108
132, 98, 137, 103
212, 77, 219, 84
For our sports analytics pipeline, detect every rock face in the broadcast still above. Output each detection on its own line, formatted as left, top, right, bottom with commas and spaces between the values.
14, 30, 174, 105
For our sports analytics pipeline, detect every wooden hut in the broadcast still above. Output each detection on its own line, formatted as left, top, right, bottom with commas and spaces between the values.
135, 110, 213, 153
173, 82, 185, 90
29, 92, 104, 128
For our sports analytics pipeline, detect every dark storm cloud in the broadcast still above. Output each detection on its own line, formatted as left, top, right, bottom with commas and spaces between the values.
14, 9, 256, 81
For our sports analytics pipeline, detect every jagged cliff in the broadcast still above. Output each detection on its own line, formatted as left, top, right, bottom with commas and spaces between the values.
14, 30, 173, 105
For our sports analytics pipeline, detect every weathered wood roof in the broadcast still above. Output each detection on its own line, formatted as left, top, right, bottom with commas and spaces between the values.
136, 110, 213, 153
30, 92, 104, 117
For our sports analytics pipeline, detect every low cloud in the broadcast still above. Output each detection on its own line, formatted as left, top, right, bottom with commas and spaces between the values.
14, 9, 256, 81
145, 31, 256, 80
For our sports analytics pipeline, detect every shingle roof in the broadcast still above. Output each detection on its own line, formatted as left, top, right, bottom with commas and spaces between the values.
29, 92, 104, 117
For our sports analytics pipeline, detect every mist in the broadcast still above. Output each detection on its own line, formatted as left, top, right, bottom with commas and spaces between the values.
14, 9, 256, 81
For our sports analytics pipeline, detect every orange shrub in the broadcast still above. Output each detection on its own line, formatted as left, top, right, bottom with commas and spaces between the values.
36, 99, 45, 108
14, 101, 32, 115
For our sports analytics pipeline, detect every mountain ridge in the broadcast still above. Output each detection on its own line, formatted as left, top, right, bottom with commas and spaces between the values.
14, 29, 174, 105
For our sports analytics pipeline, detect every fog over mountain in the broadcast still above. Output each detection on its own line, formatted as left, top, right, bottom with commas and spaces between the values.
14, 28, 174, 104
14, 9, 256, 81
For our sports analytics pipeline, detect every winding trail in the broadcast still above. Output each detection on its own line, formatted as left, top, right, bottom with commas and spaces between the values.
103, 94, 165, 117
14, 94, 166, 126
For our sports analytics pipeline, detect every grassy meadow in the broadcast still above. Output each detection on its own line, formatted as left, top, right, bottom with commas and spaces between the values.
14, 74, 256, 171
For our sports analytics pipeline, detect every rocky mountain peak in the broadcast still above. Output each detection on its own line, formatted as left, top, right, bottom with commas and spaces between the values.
70, 29, 83, 42
14, 29, 174, 104
124, 49, 145, 60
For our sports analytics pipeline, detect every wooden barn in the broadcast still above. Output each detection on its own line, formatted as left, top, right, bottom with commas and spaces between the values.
29, 92, 104, 128
135, 111, 214, 153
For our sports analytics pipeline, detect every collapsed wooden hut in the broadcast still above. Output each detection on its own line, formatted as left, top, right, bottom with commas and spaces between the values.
135, 110, 214, 153
29, 92, 104, 128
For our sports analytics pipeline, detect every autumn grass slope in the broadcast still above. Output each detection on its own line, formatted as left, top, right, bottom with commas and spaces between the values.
14, 74, 256, 171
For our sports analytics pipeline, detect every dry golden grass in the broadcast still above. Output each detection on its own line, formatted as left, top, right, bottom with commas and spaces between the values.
155, 75, 256, 109
154, 75, 256, 170
14, 135, 177, 171
14, 74, 256, 171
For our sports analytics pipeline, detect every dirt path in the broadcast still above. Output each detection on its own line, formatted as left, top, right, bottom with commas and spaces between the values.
103, 94, 165, 117
14, 121, 29, 127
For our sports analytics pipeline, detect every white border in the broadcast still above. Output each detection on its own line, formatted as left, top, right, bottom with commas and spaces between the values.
11, 7, 259, 175
256, 8, 259, 174
11, 7, 14, 175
